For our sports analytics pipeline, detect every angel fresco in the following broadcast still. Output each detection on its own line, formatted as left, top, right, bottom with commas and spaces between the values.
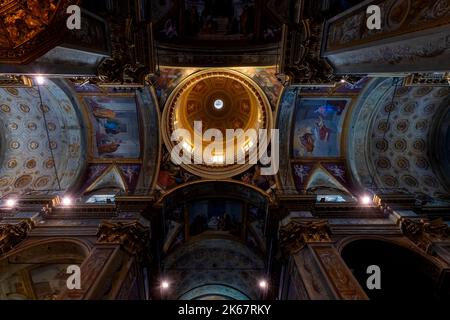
84, 96, 140, 159
293, 99, 349, 158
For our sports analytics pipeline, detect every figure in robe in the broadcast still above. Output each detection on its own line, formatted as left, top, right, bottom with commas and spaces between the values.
299, 130, 315, 154
316, 116, 331, 142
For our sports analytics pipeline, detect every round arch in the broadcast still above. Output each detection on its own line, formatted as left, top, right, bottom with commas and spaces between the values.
338, 236, 448, 299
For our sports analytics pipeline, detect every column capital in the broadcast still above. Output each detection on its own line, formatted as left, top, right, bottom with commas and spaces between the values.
401, 218, 450, 253
96, 220, 150, 256
0, 219, 34, 255
279, 219, 332, 255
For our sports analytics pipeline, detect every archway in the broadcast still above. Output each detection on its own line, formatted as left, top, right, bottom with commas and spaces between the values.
0, 239, 89, 300
341, 239, 446, 300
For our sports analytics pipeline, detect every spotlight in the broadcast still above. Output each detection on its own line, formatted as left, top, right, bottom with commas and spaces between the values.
5, 198, 17, 208
62, 196, 73, 206
35, 76, 46, 85
340, 78, 347, 83
360, 195, 372, 205
161, 280, 170, 289
259, 280, 268, 289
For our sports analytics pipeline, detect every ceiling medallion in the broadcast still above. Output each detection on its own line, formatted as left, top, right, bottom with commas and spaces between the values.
161, 69, 273, 179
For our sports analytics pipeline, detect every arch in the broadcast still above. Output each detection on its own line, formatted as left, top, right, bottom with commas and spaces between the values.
0, 238, 90, 300
156, 179, 270, 206
339, 236, 448, 299
347, 78, 450, 199
0, 80, 86, 197
178, 284, 251, 300
162, 238, 265, 300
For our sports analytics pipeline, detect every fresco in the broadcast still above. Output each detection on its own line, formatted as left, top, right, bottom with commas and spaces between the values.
79, 164, 109, 193
292, 99, 349, 158
119, 164, 141, 193
291, 161, 353, 194
157, 148, 199, 191
188, 199, 243, 237
152, 67, 200, 106
235, 164, 276, 192
29, 264, 71, 300
85, 96, 141, 159
182, 0, 256, 39
234, 67, 283, 109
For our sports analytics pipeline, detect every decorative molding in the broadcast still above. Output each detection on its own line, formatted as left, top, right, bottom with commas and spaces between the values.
0, 0, 81, 64
404, 72, 450, 86
401, 218, 450, 253
97, 220, 150, 256
314, 246, 368, 300
0, 75, 33, 87
0, 219, 34, 255
279, 21, 339, 86
279, 219, 332, 255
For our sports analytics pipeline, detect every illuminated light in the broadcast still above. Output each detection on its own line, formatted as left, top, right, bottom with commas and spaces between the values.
35, 76, 46, 85
161, 281, 170, 289
213, 99, 224, 110
182, 142, 193, 153
62, 196, 73, 206
360, 195, 372, 205
259, 280, 268, 289
212, 155, 224, 164
340, 78, 347, 83
5, 198, 17, 208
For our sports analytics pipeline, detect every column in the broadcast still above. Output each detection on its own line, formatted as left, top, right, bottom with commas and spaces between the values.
278, 219, 368, 300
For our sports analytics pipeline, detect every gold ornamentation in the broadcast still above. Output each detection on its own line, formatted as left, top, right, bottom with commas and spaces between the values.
97, 221, 150, 256
279, 219, 332, 255
0, 220, 34, 255
401, 218, 450, 252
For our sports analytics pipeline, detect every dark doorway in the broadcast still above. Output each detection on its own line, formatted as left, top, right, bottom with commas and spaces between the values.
341, 239, 443, 300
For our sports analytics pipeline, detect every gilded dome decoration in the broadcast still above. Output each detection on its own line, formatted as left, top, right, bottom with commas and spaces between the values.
161, 69, 273, 179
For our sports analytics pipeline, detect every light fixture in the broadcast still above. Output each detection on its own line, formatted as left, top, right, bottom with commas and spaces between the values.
213, 99, 224, 110
259, 280, 268, 289
340, 78, 347, 83
62, 196, 73, 206
5, 198, 17, 208
161, 280, 170, 289
35, 76, 46, 85
360, 194, 372, 205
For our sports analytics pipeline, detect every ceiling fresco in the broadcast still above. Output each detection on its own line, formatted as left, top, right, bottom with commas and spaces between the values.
349, 78, 450, 199
291, 98, 350, 158
152, 0, 282, 45
277, 79, 370, 195
71, 83, 159, 197
163, 238, 264, 300
0, 80, 84, 197
152, 66, 282, 110
156, 67, 277, 193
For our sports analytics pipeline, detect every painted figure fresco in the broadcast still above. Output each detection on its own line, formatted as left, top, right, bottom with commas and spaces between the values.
183, 0, 256, 39
292, 99, 349, 158
85, 96, 141, 158
157, 148, 199, 191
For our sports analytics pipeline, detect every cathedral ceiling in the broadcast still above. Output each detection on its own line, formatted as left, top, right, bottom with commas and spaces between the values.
0, 80, 84, 197
349, 78, 450, 199
156, 67, 279, 194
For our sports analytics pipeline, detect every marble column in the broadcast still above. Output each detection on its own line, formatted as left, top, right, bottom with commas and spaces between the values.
278, 219, 368, 300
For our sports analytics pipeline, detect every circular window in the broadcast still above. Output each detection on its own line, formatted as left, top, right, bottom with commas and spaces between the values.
213, 99, 224, 110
